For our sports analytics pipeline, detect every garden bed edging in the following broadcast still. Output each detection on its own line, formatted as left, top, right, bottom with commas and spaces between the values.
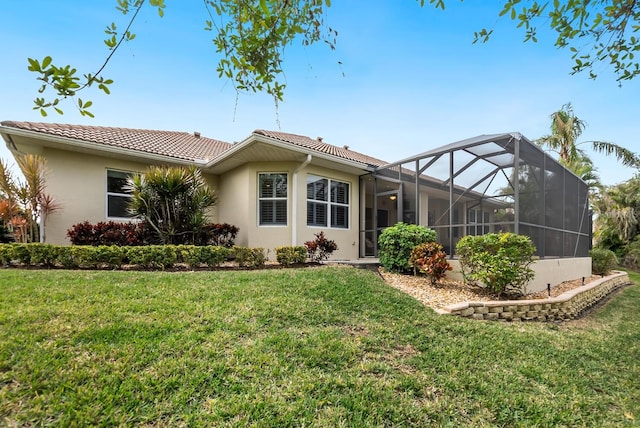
436, 271, 632, 322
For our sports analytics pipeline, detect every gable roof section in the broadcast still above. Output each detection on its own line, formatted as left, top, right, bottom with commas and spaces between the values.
253, 130, 387, 167
0, 121, 232, 163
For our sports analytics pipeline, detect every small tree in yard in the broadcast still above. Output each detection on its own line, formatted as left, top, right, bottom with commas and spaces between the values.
128, 166, 216, 245
378, 222, 437, 273
409, 242, 452, 285
0, 155, 59, 243
456, 232, 536, 298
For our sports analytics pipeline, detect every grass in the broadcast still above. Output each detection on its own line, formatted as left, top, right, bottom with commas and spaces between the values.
1, 267, 639, 426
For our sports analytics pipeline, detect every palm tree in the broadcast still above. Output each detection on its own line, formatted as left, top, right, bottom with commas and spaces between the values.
128, 165, 217, 244
562, 149, 601, 193
593, 175, 640, 256
537, 103, 640, 169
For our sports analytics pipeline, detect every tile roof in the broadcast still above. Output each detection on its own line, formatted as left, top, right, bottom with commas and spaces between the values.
253, 129, 387, 167
0, 121, 387, 168
0, 121, 232, 162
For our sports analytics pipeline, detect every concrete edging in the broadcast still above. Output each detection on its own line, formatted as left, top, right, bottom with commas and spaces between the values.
436, 271, 632, 322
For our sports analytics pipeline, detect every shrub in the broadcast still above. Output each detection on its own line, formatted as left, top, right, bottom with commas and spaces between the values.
128, 166, 216, 245
67, 220, 238, 247
73, 246, 100, 269
620, 237, 640, 270
27, 243, 59, 267
0, 244, 13, 266
67, 221, 146, 246
409, 242, 452, 285
275, 246, 307, 266
304, 232, 338, 263
200, 246, 230, 267
590, 248, 618, 276
378, 223, 437, 273
11, 244, 32, 265
456, 233, 536, 297
233, 246, 265, 268
57, 246, 80, 269
66, 221, 97, 245
176, 245, 230, 268
93, 245, 127, 269
126, 245, 177, 269
194, 223, 240, 247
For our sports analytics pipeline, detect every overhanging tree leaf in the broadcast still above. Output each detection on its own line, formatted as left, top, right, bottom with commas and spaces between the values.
27, 1, 640, 117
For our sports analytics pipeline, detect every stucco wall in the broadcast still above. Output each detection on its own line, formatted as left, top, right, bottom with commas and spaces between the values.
217, 161, 361, 260
217, 164, 251, 247
446, 257, 593, 294
33, 142, 363, 256
301, 165, 360, 260
40, 148, 219, 245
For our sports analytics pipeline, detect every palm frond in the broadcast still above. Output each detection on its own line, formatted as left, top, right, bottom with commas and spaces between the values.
592, 141, 640, 168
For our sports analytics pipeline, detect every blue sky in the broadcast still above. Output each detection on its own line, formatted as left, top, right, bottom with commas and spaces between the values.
1, 1, 638, 185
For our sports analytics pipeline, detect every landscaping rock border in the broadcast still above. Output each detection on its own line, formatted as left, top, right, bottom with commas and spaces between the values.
436, 271, 632, 322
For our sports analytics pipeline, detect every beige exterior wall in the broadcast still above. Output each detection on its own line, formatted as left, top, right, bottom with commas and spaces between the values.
40, 147, 219, 245
301, 164, 360, 260
42, 148, 148, 245
217, 161, 361, 260
217, 164, 252, 247
28, 143, 362, 257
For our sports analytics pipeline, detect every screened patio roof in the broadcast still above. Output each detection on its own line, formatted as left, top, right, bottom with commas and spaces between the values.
372, 132, 591, 258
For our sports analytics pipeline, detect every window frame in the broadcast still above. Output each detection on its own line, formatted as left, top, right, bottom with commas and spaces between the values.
258, 172, 288, 226
105, 169, 135, 220
306, 174, 350, 229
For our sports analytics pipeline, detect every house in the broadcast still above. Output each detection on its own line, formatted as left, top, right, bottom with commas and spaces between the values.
0, 121, 592, 288
0, 121, 386, 260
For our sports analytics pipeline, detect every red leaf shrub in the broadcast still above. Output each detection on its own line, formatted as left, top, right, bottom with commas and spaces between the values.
409, 242, 452, 285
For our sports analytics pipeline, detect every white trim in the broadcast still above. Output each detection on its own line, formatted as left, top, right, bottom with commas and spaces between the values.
257, 172, 289, 227
306, 174, 351, 230
105, 168, 135, 220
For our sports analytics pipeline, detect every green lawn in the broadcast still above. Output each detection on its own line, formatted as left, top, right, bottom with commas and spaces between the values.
1, 267, 638, 427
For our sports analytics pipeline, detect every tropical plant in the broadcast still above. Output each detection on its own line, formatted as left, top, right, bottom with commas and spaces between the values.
304, 231, 338, 263
537, 103, 640, 169
127, 165, 216, 245
378, 223, 437, 273
0, 156, 59, 243
593, 174, 640, 260
409, 242, 452, 285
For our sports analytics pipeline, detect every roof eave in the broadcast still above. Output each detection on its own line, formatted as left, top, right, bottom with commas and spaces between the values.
0, 125, 207, 166
205, 132, 377, 172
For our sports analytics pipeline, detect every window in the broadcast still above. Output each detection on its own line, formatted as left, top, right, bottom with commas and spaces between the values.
307, 175, 349, 229
258, 173, 287, 225
106, 169, 134, 218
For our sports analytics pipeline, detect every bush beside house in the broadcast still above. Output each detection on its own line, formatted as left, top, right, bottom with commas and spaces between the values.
378, 223, 437, 273
456, 233, 536, 297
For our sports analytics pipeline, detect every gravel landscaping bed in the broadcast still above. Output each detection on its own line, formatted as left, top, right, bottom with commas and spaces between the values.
379, 268, 600, 310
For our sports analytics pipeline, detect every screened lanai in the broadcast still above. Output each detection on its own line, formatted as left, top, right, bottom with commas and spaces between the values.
360, 132, 591, 258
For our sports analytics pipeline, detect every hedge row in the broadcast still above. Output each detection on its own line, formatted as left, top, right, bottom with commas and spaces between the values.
0, 243, 271, 270
66, 221, 239, 247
